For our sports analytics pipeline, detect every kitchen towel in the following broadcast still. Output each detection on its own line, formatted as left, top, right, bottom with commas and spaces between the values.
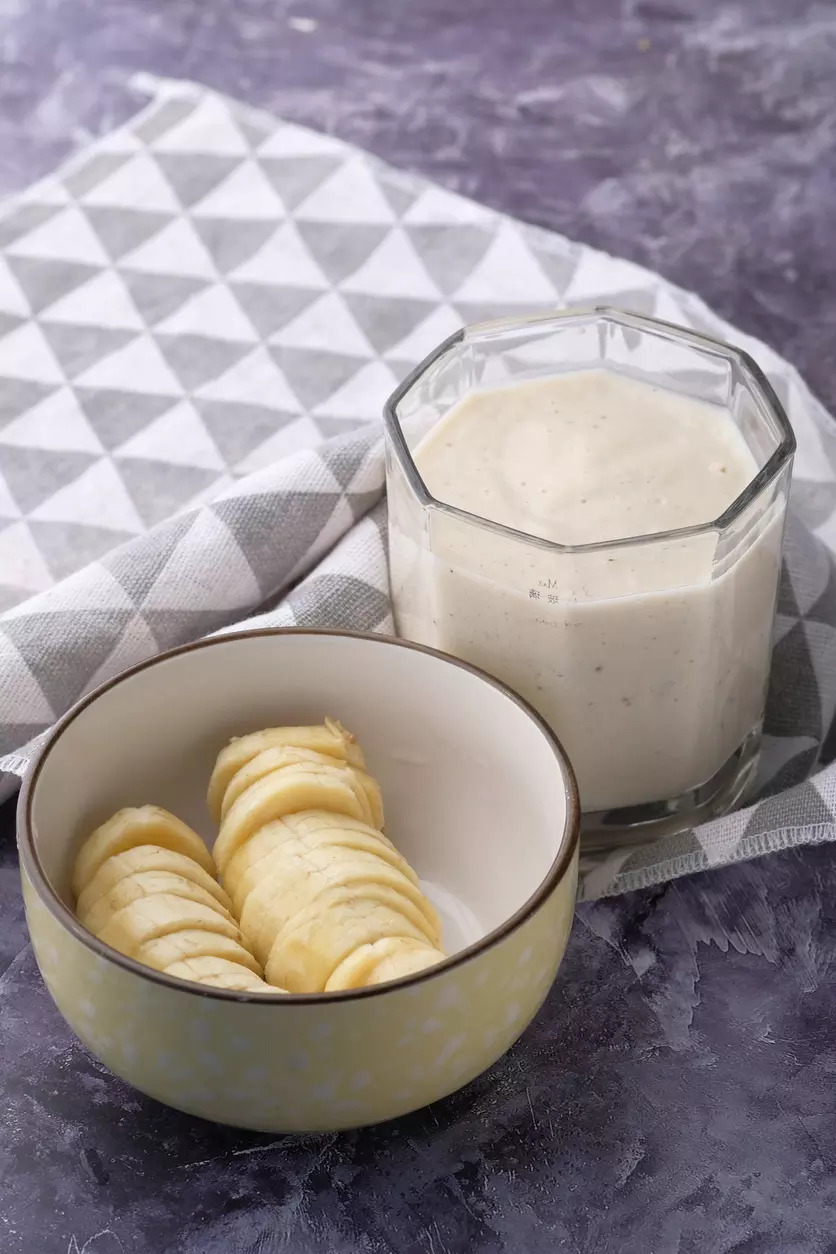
1, 75, 835, 900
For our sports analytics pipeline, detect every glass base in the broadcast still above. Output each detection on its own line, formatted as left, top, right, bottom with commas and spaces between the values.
580, 729, 761, 854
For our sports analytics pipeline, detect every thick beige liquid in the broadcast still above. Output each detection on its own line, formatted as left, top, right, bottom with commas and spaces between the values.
389, 370, 783, 813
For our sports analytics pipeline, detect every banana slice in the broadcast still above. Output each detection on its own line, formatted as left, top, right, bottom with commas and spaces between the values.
282, 810, 399, 853
206, 722, 445, 995
229, 835, 419, 921
264, 887, 431, 992
163, 956, 282, 993
221, 818, 295, 903
213, 765, 373, 873
288, 845, 434, 930
207, 719, 365, 822
224, 822, 419, 918
139, 930, 263, 975
194, 971, 279, 992
368, 942, 445, 986
76, 845, 229, 919
325, 937, 443, 991
223, 811, 406, 892
239, 853, 441, 964
96, 894, 240, 959
219, 747, 328, 819
220, 747, 383, 829
240, 858, 434, 965
72, 807, 215, 898
80, 871, 236, 936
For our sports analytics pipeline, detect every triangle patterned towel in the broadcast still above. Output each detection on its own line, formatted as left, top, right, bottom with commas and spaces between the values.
0, 75, 835, 899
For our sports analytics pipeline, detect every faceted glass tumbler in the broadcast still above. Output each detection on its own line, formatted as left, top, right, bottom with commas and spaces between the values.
383, 308, 795, 848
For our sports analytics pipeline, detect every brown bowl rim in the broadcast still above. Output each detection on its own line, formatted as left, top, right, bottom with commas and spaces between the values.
18, 628, 580, 1006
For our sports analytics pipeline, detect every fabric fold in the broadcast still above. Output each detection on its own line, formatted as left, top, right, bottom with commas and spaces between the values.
0, 429, 384, 785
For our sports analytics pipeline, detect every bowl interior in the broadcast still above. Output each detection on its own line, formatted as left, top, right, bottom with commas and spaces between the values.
27, 632, 575, 955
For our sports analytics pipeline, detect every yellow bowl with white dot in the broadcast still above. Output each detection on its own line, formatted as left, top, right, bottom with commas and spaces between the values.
18, 629, 579, 1132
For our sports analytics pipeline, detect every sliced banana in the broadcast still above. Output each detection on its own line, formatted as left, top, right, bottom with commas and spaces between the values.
207, 719, 365, 823
97, 894, 240, 959
196, 971, 279, 992
81, 871, 235, 935
228, 833, 421, 921
282, 810, 398, 848
264, 887, 432, 992
163, 956, 282, 993
325, 937, 443, 991
72, 806, 215, 897
74, 721, 443, 994
292, 844, 431, 923
368, 942, 445, 986
221, 819, 296, 905
121, 718, 450, 996
206, 721, 447, 993
223, 814, 412, 912
219, 747, 328, 819
213, 764, 373, 873
240, 853, 441, 965
76, 845, 230, 919
240, 861, 433, 966
139, 929, 263, 975
220, 746, 384, 829
73, 805, 271, 987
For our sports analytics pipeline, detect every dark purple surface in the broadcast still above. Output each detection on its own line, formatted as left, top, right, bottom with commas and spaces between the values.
0, 1, 835, 1251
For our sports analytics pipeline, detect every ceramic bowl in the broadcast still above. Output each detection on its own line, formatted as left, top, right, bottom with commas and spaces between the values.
18, 629, 579, 1133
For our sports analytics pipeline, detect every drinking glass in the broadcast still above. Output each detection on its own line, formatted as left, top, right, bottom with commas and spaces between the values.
383, 308, 795, 847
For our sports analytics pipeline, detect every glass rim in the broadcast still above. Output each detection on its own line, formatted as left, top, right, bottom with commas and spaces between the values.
383, 305, 796, 556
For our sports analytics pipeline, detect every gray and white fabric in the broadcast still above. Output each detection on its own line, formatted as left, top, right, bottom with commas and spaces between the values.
1, 75, 835, 900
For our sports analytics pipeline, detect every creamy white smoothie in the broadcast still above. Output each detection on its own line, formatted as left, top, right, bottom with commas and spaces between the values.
388, 369, 784, 814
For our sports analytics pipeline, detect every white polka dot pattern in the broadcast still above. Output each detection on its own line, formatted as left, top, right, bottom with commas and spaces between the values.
21, 853, 577, 1132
